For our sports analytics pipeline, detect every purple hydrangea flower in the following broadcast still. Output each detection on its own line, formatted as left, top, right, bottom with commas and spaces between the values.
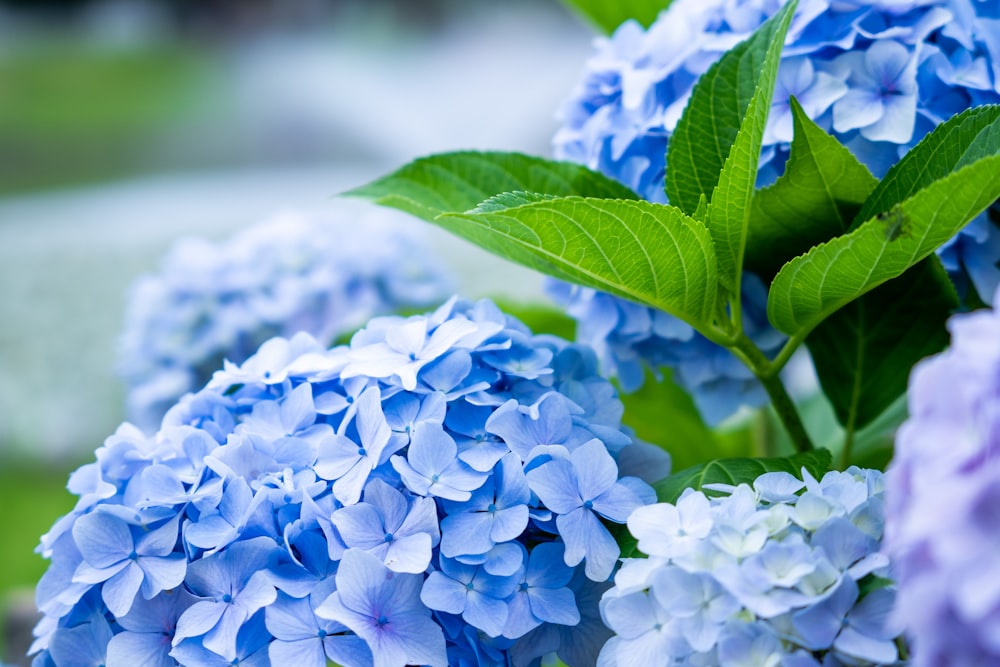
599, 467, 903, 665
118, 203, 452, 431
886, 285, 1000, 666
33, 297, 663, 666
551, 0, 1000, 422
316, 549, 444, 667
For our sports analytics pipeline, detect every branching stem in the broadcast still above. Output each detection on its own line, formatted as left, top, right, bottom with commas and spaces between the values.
731, 333, 816, 453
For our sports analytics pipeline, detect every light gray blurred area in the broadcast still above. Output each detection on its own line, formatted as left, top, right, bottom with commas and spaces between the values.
0, 0, 594, 460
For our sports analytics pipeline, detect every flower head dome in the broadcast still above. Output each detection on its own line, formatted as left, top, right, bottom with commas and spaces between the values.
886, 285, 1000, 666
601, 467, 902, 666
118, 204, 453, 431
36, 298, 663, 667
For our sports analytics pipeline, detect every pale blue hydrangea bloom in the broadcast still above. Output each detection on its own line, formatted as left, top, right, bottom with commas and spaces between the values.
34, 297, 664, 667
886, 284, 1000, 666
118, 205, 452, 431
548, 274, 784, 425
552, 0, 1000, 422
598, 467, 903, 666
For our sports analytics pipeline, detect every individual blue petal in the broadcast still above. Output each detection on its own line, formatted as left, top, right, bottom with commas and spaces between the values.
421, 571, 471, 615
810, 517, 878, 572
490, 506, 531, 544
525, 459, 582, 516
462, 589, 510, 638
267, 636, 327, 667
752, 472, 805, 503
102, 561, 146, 617
527, 585, 579, 627
592, 478, 649, 523
478, 542, 526, 577
570, 439, 619, 502
106, 629, 177, 667
440, 511, 496, 558
332, 503, 388, 551
381, 533, 434, 575
48, 616, 114, 667
354, 386, 392, 463
72, 512, 133, 570
556, 507, 619, 581
323, 634, 374, 667
791, 577, 858, 650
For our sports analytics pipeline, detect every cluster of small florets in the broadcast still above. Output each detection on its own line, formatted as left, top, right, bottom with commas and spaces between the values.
34, 298, 664, 667
599, 467, 903, 666
885, 285, 1000, 666
118, 206, 451, 431
557, 0, 1000, 196
550, 0, 1000, 421
548, 274, 785, 425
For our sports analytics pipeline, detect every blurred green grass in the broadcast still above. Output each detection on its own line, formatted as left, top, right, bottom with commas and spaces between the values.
0, 464, 77, 596
0, 42, 208, 195
0, 462, 78, 658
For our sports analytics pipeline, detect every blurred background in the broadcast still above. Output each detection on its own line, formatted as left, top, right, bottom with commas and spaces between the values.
0, 1, 593, 661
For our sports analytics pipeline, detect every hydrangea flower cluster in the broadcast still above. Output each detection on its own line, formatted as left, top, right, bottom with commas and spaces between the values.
885, 285, 1000, 666
118, 206, 452, 431
548, 274, 785, 425
599, 467, 902, 666
550, 0, 1000, 421
34, 297, 664, 667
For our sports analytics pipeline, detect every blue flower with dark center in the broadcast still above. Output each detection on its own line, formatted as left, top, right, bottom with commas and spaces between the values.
316, 549, 446, 667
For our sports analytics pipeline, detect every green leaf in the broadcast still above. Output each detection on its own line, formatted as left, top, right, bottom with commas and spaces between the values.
857, 574, 895, 600
745, 98, 878, 279
665, 0, 797, 220
439, 197, 721, 331
806, 258, 957, 430
653, 449, 833, 504
767, 153, 1000, 337
344, 151, 638, 222
559, 0, 673, 33
703, 0, 798, 289
852, 105, 1000, 230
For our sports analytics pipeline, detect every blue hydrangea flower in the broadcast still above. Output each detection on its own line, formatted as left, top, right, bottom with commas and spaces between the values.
885, 284, 1000, 666
118, 204, 452, 431
551, 0, 1000, 422
34, 297, 664, 667
548, 272, 785, 425
598, 467, 904, 665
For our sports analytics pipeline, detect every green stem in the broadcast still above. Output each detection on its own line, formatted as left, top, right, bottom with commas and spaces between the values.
753, 409, 777, 457
766, 333, 805, 376
758, 371, 815, 454
839, 427, 856, 470
837, 317, 865, 469
731, 334, 815, 454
